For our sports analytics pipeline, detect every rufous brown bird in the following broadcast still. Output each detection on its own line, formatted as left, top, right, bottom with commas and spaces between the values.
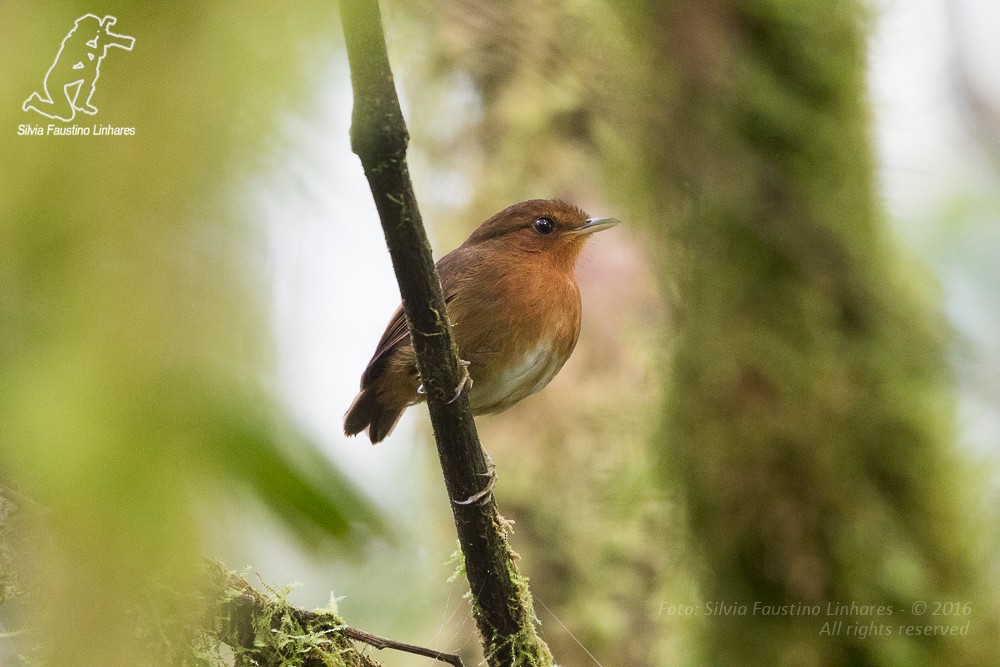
344, 199, 619, 444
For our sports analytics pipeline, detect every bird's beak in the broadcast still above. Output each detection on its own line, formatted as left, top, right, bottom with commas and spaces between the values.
568, 217, 621, 235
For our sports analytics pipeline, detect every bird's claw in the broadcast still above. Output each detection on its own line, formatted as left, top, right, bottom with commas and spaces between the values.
455, 449, 496, 506
446, 359, 473, 404
417, 360, 471, 403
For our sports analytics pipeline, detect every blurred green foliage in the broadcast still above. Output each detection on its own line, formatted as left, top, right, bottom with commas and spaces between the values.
4, 1, 999, 666
1, 2, 381, 664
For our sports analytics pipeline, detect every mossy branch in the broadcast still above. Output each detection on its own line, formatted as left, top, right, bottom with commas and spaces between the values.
337, 1, 552, 664
207, 563, 377, 667
208, 563, 463, 666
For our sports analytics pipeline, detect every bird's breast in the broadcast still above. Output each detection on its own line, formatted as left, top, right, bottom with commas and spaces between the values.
457, 272, 582, 415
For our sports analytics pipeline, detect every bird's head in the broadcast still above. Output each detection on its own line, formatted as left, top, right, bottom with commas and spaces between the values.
462, 199, 619, 269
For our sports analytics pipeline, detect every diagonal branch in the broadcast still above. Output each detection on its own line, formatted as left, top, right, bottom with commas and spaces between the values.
337, 1, 553, 665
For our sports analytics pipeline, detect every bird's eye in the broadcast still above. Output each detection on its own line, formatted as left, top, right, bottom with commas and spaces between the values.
533, 217, 555, 235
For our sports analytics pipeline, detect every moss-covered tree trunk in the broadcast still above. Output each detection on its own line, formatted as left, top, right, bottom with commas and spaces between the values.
621, 1, 998, 664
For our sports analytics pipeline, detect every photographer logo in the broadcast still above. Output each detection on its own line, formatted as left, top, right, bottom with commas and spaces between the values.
20, 14, 135, 136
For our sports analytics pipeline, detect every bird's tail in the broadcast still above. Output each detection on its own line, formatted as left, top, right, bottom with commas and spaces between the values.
343, 387, 406, 444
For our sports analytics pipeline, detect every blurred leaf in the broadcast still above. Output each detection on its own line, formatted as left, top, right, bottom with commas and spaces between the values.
202, 394, 389, 543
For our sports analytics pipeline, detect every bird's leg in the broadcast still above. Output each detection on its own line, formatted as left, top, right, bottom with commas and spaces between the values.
446, 359, 473, 404
455, 447, 496, 506
416, 360, 472, 402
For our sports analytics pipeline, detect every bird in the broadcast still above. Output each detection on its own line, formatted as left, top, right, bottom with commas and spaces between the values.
344, 199, 619, 444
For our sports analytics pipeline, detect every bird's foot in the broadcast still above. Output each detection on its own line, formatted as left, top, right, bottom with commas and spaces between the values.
416, 360, 472, 402
455, 449, 496, 506
446, 359, 473, 404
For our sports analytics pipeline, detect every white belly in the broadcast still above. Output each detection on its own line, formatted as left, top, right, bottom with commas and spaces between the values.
469, 342, 564, 414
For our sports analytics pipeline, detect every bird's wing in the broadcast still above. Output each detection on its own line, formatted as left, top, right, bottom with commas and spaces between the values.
358, 303, 408, 388
358, 247, 469, 388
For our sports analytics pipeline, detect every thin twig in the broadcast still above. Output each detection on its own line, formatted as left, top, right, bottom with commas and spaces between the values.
343, 626, 465, 667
